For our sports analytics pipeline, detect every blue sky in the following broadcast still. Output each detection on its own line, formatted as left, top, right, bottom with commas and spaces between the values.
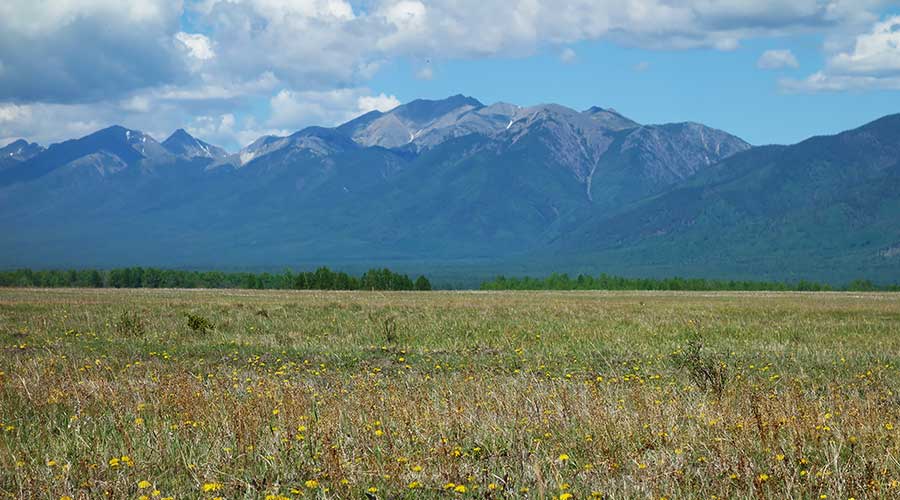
1, 1, 899, 150
369, 34, 900, 146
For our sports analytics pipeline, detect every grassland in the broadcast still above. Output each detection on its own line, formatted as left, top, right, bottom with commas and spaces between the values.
0, 288, 898, 499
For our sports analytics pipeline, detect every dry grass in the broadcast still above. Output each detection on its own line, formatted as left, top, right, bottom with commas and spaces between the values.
0, 288, 898, 499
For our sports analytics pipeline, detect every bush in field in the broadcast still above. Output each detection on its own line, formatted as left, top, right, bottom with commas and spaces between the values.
674, 331, 729, 398
186, 313, 214, 334
368, 311, 399, 344
115, 310, 145, 337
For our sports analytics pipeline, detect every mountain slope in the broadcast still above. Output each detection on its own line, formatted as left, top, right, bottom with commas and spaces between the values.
556, 114, 900, 281
162, 129, 228, 160
1, 96, 894, 284
0, 139, 44, 170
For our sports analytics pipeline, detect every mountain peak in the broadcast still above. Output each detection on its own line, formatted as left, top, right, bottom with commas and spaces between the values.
336, 94, 486, 150
162, 128, 227, 160
0, 139, 44, 165
582, 106, 640, 131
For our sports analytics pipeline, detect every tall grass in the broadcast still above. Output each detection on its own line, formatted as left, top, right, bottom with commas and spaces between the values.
0, 289, 898, 498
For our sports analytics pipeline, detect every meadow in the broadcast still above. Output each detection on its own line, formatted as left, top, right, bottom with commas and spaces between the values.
0, 288, 898, 499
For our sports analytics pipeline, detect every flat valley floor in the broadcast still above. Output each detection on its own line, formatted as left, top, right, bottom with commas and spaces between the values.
1, 288, 899, 498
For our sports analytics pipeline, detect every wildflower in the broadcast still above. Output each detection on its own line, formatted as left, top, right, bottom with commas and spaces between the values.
61, 496, 72, 500
203, 482, 223, 492
886, 423, 895, 431
138, 480, 152, 489
757, 473, 770, 482
367, 487, 378, 494
134, 418, 145, 426
304, 480, 319, 489
488, 483, 498, 491
408, 481, 422, 489
454, 485, 468, 493
558, 453, 570, 462
560, 494, 573, 500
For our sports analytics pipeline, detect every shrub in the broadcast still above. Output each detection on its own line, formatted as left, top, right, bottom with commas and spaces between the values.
186, 313, 214, 334
674, 333, 729, 398
115, 311, 145, 338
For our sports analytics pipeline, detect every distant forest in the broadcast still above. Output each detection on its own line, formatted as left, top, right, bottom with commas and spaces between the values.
0, 268, 897, 292
0, 267, 431, 291
479, 273, 900, 292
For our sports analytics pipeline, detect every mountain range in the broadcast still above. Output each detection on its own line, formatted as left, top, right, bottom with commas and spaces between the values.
1, 95, 898, 285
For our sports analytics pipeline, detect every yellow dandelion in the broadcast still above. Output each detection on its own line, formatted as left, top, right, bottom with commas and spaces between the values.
138, 480, 152, 489
454, 485, 468, 493
304, 480, 319, 489
202, 482, 223, 492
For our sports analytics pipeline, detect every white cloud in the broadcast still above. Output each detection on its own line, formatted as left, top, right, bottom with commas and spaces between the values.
0, 103, 31, 124
780, 71, 900, 92
830, 15, 900, 75
119, 95, 152, 113
757, 49, 799, 70
0, 0, 186, 102
633, 61, 651, 72
268, 88, 401, 129
782, 14, 900, 92
176, 32, 216, 60
0, 0, 896, 147
415, 66, 434, 80
358, 93, 401, 114
560, 47, 577, 64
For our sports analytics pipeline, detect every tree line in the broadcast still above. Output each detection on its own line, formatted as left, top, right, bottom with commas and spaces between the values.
0, 267, 432, 291
479, 273, 900, 292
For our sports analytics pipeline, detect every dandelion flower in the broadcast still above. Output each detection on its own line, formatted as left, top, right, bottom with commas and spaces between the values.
203, 482, 223, 492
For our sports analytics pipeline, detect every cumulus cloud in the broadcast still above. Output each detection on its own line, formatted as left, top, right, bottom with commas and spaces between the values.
268, 89, 400, 130
782, 14, 900, 92
830, 15, 900, 75
0, 0, 187, 103
416, 66, 435, 80
176, 32, 216, 60
757, 49, 799, 69
560, 47, 578, 64
0, 0, 896, 146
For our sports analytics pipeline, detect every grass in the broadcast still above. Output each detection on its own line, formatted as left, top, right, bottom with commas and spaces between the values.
0, 288, 898, 499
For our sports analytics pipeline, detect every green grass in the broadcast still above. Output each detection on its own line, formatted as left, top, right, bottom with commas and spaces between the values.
1, 288, 899, 499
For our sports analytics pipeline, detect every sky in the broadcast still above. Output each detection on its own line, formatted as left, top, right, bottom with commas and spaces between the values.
1, 0, 899, 151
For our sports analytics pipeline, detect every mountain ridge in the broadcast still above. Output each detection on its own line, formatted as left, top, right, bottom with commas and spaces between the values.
0, 95, 895, 284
